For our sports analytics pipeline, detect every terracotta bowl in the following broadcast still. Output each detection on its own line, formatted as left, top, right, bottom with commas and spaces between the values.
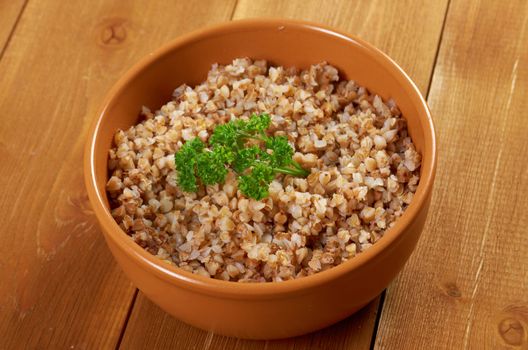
84, 19, 436, 340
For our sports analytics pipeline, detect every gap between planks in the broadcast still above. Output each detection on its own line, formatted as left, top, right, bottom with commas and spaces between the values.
115, 289, 139, 350
369, 290, 386, 350
425, 0, 453, 99
0, 0, 29, 62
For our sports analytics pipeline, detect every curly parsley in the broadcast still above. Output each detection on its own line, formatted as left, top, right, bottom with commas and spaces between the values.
174, 113, 309, 200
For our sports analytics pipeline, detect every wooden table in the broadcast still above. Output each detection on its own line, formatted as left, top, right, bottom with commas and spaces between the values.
1, 0, 527, 348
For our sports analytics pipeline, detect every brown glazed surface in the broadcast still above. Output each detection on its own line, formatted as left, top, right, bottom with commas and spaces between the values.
84, 19, 437, 339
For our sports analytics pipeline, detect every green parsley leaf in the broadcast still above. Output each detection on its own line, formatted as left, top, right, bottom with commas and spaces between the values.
174, 113, 309, 199
174, 138, 204, 192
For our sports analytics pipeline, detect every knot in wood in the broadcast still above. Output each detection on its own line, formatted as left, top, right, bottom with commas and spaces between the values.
100, 19, 127, 46
446, 283, 462, 298
442, 282, 461, 298
498, 317, 525, 346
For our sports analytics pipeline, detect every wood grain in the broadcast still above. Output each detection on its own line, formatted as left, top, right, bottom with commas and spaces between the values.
374, 0, 528, 349
0, 1, 235, 349
0, 0, 26, 56
120, 1, 448, 349
120, 295, 379, 350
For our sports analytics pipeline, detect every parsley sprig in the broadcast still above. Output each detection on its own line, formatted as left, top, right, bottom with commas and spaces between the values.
174, 113, 309, 200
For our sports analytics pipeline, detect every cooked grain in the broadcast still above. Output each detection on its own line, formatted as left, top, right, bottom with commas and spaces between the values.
106, 58, 421, 282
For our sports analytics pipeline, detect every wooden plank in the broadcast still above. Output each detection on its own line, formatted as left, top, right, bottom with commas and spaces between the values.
0, 0, 235, 349
374, 0, 528, 349
0, 0, 26, 55
120, 295, 379, 349
120, 1, 448, 349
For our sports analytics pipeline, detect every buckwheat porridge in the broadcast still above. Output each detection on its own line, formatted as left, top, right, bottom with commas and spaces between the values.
106, 58, 421, 282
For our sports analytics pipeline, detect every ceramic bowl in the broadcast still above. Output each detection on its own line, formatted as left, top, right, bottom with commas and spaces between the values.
84, 18, 436, 339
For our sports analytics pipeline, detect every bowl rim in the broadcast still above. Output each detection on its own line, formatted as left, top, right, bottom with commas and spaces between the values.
84, 18, 437, 299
